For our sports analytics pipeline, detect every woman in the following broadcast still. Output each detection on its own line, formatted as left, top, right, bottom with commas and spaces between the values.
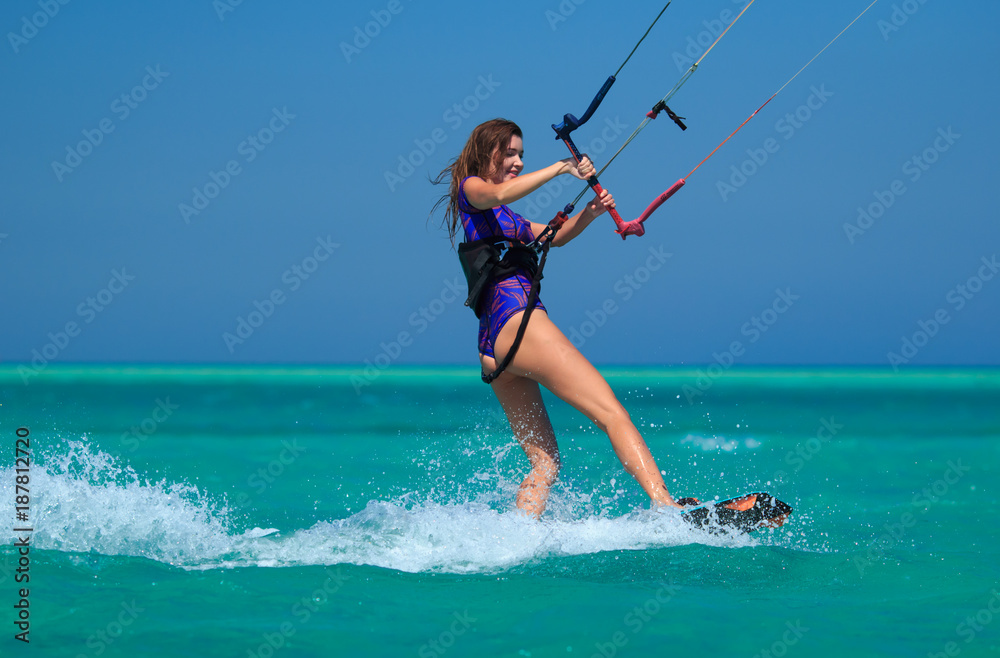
435, 118, 683, 518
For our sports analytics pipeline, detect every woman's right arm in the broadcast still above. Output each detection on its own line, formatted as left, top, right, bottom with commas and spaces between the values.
464, 158, 590, 210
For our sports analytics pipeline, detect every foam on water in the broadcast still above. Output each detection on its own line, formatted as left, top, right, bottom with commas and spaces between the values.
218, 498, 765, 573
2, 440, 795, 574
680, 434, 762, 452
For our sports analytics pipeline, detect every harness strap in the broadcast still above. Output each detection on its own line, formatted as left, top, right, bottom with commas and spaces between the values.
481, 238, 552, 385
459, 238, 540, 318
457, 214, 564, 385
463, 245, 496, 316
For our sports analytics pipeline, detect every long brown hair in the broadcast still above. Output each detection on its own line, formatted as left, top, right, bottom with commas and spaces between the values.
431, 118, 523, 245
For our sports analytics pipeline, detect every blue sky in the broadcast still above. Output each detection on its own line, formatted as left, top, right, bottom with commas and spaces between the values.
2, 0, 997, 368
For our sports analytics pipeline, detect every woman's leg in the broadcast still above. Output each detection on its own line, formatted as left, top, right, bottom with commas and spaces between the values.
480, 360, 561, 518
488, 310, 681, 509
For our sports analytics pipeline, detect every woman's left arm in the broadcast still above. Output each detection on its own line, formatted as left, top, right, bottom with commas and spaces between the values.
530, 189, 616, 247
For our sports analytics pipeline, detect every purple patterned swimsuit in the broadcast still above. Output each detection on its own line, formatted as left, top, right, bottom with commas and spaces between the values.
458, 177, 545, 358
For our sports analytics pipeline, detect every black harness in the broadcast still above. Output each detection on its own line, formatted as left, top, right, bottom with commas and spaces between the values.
457, 235, 552, 385
458, 238, 539, 318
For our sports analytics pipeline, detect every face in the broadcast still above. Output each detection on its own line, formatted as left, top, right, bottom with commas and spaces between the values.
493, 135, 523, 183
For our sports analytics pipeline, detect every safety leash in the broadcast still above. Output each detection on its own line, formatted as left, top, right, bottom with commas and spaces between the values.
618, 0, 883, 236
548, 3, 672, 234
595, 0, 760, 187
561, 0, 760, 238
480, 213, 568, 384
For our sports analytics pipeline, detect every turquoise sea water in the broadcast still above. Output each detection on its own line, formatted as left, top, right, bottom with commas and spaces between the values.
1, 365, 999, 657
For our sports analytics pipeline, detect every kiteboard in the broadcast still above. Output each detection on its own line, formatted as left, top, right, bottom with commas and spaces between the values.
677, 492, 792, 534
